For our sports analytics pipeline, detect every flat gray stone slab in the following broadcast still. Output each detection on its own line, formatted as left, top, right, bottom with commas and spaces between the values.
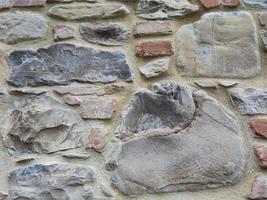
6, 43, 132, 87
0, 11, 48, 44
176, 11, 260, 78
9, 163, 96, 200
243, 0, 267, 8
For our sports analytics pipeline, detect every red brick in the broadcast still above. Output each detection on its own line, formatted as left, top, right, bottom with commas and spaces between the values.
255, 146, 267, 167
222, 0, 240, 7
135, 40, 173, 58
250, 118, 267, 138
200, 0, 221, 8
249, 176, 267, 199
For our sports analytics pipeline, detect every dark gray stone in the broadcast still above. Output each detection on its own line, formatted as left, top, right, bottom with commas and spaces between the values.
8, 163, 96, 200
7, 43, 132, 87
79, 23, 130, 46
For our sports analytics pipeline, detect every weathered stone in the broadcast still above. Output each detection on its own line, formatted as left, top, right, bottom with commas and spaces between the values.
249, 176, 267, 199
137, 0, 199, 19
15, 155, 35, 163
63, 94, 83, 106
230, 88, 267, 115
0, 0, 12, 9
8, 163, 96, 200
255, 146, 267, 167
101, 184, 113, 198
117, 81, 195, 138
86, 127, 107, 152
139, 58, 169, 78
7, 43, 132, 87
219, 80, 238, 88
62, 152, 90, 159
0, 192, 7, 200
135, 40, 173, 57
250, 118, 267, 138
194, 80, 217, 89
109, 87, 245, 195
176, 12, 260, 78
12, 0, 46, 7
200, 0, 221, 8
48, 4, 129, 20
221, 0, 240, 6
53, 25, 75, 41
8, 88, 47, 95
260, 30, 267, 51
0, 12, 48, 44
133, 21, 173, 37
259, 12, 267, 27
0, 95, 89, 154
79, 23, 130, 46
244, 0, 267, 8
80, 98, 117, 119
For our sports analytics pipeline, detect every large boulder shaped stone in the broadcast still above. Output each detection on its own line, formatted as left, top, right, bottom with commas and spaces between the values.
109, 83, 245, 196
0, 11, 48, 44
176, 11, 260, 78
8, 163, 96, 200
117, 81, 195, 138
0, 95, 89, 154
48, 4, 129, 20
6, 43, 132, 87
230, 88, 267, 115
137, 0, 199, 19
79, 23, 130, 46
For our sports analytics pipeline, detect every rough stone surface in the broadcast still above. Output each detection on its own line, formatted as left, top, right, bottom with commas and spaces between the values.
0, 192, 7, 200
0, 12, 48, 44
0, 0, 12, 9
135, 40, 173, 57
250, 118, 267, 138
79, 23, 130, 46
219, 80, 238, 88
86, 127, 107, 152
12, 0, 46, 7
136, 0, 199, 19
243, 0, 267, 8
176, 11, 260, 78
249, 176, 267, 199
8, 163, 96, 200
48, 0, 96, 2
255, 146, 267, 167
260, 30, 267, 51
109, 86, 245, 196
133, 21, 173, 37
117, 81, 196, 138
8, 88, 47, 95
48, 4, 129, 20
139, 58, 169, 78
221, 0, 240, 6
230, 88, 267, 115
53, 25, 75, 41
0, 95, 89, 154
259, 12, 267, 27
200, 0, 221, 8
7, 43, 132, 86
194, 80, 217, 89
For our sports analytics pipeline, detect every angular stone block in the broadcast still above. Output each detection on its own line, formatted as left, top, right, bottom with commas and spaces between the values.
135, 40, 173, 57
133, 21, 173, 37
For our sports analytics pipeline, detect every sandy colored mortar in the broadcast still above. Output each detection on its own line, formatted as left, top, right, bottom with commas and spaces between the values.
0, 0, 267, 199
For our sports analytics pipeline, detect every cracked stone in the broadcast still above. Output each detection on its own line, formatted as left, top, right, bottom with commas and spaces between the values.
7, 43, 132, 87
255, 146, 267, 167
86, 127, 107, 152
249, 176, 267, 199
0, 11, 48, 44
230, 88, 267, 115
176, 11, 260, 78
133, 21, 173, 37
8, 163, 96, 200
194, 80, 217, 89
250, 117, 267, 138
244, 0, 267, 8
116, 80, 195, 138
139, 58, 169, 78
53, 25, 75, 41
80, 23, 130, 46
0, 95, 89, 154
109, 85, 245, 196
136, 0, 199, 19
200, 0, 221, 8
48, 4, 129, 20
135, 40, 173, 57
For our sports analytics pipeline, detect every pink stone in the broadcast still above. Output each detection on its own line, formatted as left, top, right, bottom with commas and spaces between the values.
200, 0, 221, 8
221, 0, 240, 7
86, 127, 107, 152
249, 176, 267, 199
62, 94, 82, 106
53, 24, 75, 41
255, 146, 267, 167
133, 21, 173, 37
12, 0, 46, 7
250, 118, 267, 138
135, 40, 173, 58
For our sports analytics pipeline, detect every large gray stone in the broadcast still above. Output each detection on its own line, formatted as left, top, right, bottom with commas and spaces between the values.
176, 11, 260, 78
48, 4, 129, 20
230, 88, 267, 115
0, 95, 89, 154
80, 23, 130, 46
117, 80, 195, 138
137, 0, 199, 19
109, 88, 245, 196
8, 163, 96, 200
7, 43, 132, 87
0, 11, 48, 44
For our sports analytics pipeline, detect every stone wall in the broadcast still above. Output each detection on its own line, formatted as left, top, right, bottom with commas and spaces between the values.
0, 0, 267, 199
